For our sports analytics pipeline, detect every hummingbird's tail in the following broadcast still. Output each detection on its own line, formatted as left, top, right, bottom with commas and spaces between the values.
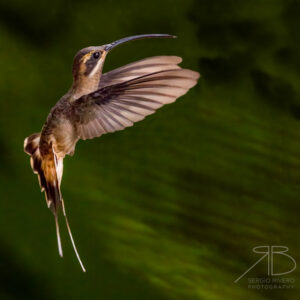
24, 133, 61, 212
24, 133, 86, 272
24, 133, 63, 256
61, 198, 86, 272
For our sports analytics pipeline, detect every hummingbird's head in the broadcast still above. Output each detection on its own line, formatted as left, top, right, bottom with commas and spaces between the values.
71, 45, 108, 99
72, 46, 107, 80
71, 34, 176, 99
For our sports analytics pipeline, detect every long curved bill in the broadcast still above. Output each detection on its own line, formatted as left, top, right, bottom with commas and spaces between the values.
104, 34, 176, 51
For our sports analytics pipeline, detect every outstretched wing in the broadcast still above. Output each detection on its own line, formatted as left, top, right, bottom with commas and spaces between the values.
72, 58, 200, 140
98, 56, 182, 88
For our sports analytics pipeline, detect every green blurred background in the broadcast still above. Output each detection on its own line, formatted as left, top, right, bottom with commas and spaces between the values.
0, 0, 299, 299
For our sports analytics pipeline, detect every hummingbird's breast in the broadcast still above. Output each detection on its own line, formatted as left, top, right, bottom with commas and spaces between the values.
40, 96, 79, 158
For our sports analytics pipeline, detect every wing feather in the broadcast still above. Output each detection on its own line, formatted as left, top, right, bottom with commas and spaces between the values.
99, 56, 182, 88
72, 59, 200, 141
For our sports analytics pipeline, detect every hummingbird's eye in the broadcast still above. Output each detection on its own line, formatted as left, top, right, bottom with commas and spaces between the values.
93, 52, 100, 59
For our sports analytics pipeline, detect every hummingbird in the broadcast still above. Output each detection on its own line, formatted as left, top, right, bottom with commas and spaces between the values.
24, 34, 200, 272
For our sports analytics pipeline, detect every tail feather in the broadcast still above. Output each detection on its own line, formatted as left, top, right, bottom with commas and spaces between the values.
61, 199, 86, 272
41, 157, 61, 212
24, 133, 86, 272
55, 214, 63, 257
24, 133, 63, 254
24, 133, 47, 193
24, 133, 59, 208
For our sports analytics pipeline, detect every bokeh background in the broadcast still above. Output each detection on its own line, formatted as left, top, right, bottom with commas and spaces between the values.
0, 0, 299, 299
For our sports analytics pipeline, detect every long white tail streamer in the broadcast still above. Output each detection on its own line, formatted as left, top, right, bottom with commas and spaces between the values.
61, 199, 86, 272
55, 214, 63, 258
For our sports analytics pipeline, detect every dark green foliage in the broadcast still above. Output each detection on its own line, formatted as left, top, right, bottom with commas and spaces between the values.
0, 0, 299, 299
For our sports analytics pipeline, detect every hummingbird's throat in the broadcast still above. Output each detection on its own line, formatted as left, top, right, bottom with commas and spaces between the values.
72, 62, 104, 99
71, 77, 99, 99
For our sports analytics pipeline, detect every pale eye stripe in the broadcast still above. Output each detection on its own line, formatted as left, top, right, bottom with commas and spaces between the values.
81, 51, 93, 63
88, 58, 103, 77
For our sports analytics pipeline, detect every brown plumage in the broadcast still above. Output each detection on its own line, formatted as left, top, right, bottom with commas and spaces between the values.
24, 34, 200, 272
